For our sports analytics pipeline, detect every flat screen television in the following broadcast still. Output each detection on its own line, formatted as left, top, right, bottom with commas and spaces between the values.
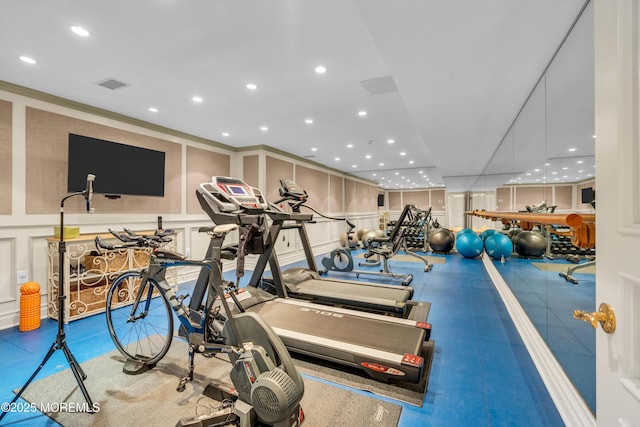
377, 194, 385, 207
581, 187, 595, 204
68, 133, 165, 197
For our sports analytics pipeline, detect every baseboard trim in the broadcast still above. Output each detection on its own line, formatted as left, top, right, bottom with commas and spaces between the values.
482, 254, 595, 427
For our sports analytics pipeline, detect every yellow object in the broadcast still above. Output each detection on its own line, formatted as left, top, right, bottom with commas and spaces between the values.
20, 281, 41, 332
53, 226, 80, 239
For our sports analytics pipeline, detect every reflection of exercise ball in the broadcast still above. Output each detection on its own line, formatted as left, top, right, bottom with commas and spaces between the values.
508, 229, 523, 242
456, 233, 484, 258
361, 230, 378, 248
356, 229, 369, 241
514, 231, 546, 258
428, 228, 455, 253
480, 229, 497, 240
456, 228, 473, 238
484, 233, 513, 260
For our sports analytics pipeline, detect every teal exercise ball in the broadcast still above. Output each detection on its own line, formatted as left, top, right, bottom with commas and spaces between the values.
479, 229, 497, 240
484, 233, 513, 260
456, 228, 473, 238
456, 232, 484, 258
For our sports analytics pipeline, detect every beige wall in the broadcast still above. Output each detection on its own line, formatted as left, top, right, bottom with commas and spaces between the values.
296, 164, 329, 212
0, 100, 11, 215
243, 155, 259, 188
266, 155, 294, 204
186, 147, 231, 214
25, 108, 184, 214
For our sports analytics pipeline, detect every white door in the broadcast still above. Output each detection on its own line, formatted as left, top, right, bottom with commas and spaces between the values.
594, 1, 640, 425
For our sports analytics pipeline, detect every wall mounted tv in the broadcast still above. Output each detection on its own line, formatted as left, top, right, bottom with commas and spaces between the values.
68, 133, 165, 197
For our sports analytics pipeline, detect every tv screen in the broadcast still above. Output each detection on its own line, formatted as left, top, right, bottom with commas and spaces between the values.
68, 134, 165, 197
377, 194, 385, 207
581, 187, 595, 204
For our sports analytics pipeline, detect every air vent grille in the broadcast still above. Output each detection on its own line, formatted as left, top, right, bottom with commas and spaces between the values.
360, 75, 398, 95
96, 78, 129, 90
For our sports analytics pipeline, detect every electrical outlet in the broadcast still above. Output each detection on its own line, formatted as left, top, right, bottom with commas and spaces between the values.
17, 270, 28, 284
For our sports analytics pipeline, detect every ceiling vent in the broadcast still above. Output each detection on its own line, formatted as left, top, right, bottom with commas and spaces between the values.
96, 78, 129, 90
360, 75, 398, 95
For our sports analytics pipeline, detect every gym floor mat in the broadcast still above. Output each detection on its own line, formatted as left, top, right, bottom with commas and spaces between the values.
531, 261, 595, 274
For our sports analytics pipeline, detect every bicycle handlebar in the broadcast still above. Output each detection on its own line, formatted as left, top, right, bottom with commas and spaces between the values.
95, 228, 174, 252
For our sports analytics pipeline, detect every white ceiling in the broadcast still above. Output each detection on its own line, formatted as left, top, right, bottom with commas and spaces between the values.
0, 0, 589, 192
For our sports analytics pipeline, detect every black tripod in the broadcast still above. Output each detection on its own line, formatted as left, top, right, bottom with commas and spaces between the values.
0, 174, 96, 422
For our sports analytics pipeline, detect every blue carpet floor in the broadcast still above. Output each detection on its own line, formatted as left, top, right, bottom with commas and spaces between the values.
0, 250, 568, 426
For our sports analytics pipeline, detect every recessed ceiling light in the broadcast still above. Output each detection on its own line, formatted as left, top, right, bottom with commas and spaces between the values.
71, 26, 90, 37
315, 65, 327, 74
593, 134, 597, 138
365, 154, 371, 159
222, 132, 230, 137
246, 83, 257, 90
335, 157, 340, 161
551, 171, 558, 175
148, 107, 158, 113
526, 173, 532, 176
577, 160, 584, 164
534, 168, 540, 172
260, 126, 268, 131
578, 170, 584, 173
379, 163, 384, 166
387, 139, 395, 144
305, 118, 313, 124
418, 170, 424, 174
399, 152, 406, 156
352, 164, 357, 168
562, 167, 569, 170
358, 111, 367, 117
347, 144, 353, 148
544, 162, 551, 166
19, 56, 36, 64
568, 147, 577, 152
311, 147, 317, 151
192, 96, 203, 103
395, 172, 399, 175
409, 160, 414, 164
372, 173, 377, 176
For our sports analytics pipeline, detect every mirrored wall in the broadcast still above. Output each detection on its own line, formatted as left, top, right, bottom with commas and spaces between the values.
471, 1, 595, 414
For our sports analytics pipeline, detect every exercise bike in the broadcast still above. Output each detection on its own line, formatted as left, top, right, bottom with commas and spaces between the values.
100, 206, 304, 426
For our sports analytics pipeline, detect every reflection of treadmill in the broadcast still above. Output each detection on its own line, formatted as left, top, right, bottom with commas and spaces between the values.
248, 179, 430, 321
195, 177, 431, 383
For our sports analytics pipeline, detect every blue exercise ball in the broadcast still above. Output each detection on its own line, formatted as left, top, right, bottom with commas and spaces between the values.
456, 232, 484, 258
484, 233, 513, 260
456, 228, 473, 238
480, 229, 497, 240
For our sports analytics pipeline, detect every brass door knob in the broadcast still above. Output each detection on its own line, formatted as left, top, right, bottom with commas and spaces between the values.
573, 303, 616, 334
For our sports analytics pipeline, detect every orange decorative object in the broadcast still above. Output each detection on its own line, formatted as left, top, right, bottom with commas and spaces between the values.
20, 281, 41, 332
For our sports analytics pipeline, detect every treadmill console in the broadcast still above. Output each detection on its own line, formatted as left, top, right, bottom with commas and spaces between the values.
199, 176, 269, 213
279, 179, 308, 202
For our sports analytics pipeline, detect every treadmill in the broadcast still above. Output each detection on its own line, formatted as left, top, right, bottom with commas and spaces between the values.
195, 177, 431, 384
247, 179, 430, 321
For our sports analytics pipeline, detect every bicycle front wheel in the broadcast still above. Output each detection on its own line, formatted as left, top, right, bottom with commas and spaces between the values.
105, 271, 173, 364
